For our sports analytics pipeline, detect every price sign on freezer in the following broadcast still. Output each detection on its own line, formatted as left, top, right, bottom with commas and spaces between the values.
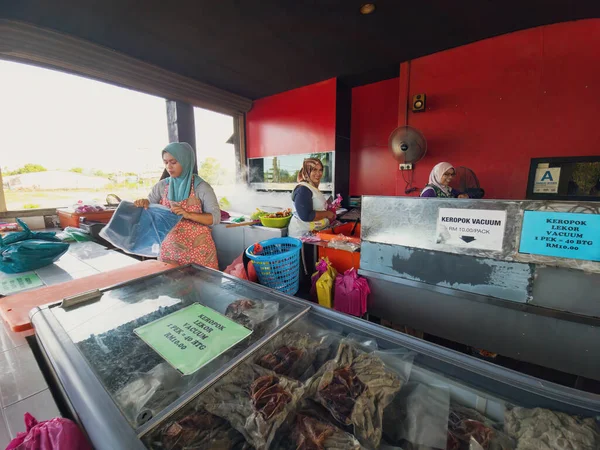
134, 303, 252, 376
435, 208, 507, 251
519, 211, 600, 262
0, 273, 44, 295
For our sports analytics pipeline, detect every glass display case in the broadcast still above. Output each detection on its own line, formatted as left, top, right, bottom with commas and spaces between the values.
31, 265, 600, 450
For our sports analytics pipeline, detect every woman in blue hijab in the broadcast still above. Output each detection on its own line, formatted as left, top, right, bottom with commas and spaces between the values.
134, 142, 220, 269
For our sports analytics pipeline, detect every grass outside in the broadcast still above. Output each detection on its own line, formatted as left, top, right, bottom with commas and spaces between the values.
4, 180, 159, 210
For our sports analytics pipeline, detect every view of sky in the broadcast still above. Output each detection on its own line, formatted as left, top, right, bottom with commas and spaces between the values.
0, 60, 234, 174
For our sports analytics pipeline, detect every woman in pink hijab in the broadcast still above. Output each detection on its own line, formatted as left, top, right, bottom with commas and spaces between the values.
420, 162, 469, 198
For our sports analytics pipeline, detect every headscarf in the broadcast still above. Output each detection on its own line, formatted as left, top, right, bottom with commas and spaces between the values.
428, 162, 454, 196
162, 142, 204, 202
297, 158, 324, 187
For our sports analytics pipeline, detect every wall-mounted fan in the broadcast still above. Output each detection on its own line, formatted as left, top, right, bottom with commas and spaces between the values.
388, 125, 427, 163
451, 166, 485, 198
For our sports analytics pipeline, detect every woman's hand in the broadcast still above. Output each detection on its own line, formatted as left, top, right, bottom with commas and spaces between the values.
458, 194, 469, 199
171, 205, 187, 217
313, 210, 337, 222
134, 199, 150, 209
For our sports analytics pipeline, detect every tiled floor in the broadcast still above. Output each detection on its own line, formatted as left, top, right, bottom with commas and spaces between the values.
0, 241, 139, 447
0, 322, 60, 448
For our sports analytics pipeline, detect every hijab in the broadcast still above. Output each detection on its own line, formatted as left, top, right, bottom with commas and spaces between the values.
428, 162, 454, 196
297, 158, 324, 187
163, 142, 204, 202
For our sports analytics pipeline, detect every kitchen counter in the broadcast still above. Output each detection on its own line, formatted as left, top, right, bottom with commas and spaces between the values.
0, 241, 138, 296
211, 222, 288, 270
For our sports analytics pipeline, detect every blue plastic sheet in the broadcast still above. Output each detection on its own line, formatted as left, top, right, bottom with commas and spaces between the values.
0, 219, 69, 274
99, 201, 182, 257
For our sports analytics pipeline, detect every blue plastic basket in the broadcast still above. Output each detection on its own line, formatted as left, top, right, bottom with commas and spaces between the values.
245, 237, 302, 295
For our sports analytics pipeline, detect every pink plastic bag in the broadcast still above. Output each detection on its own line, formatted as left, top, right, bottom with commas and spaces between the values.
6, 413, 91, 450
334, 268, 370, 317
224, 253, 258, 283
327, 194, 343, 212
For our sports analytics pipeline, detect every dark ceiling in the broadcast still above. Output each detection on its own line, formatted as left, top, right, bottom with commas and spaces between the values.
1, 1, 599, 99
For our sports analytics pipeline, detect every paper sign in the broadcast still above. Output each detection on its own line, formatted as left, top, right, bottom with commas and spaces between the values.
134, 303, 252, 375
436, 208, 507, 251
519, 211, 600, 262
533, 167, 561, 193
0, 273, 44, 295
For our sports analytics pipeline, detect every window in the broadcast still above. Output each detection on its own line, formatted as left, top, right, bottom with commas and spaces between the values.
0, 60, 169, 211
193, 107, 235, 205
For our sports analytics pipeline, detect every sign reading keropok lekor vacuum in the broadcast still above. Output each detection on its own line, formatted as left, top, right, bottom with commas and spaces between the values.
435, 208, 507, 251
519, 211, 600, 262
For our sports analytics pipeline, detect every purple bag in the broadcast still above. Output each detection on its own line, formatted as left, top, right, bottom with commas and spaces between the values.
334, 268, 370, 317
6, 413, 91, 450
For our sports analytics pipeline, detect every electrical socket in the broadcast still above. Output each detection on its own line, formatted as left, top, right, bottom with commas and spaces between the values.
399, 163, 413, 171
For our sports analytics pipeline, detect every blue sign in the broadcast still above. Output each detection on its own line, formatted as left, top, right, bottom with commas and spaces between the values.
519, 211, 600, 262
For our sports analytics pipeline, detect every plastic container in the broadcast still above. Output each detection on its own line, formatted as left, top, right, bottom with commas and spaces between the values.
317, 223, 361, 274
259, 215, 292, 229
57, 208, 115, 229
245, 237, 302, 295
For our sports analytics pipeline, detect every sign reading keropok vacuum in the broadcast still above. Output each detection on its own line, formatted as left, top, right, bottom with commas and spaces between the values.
519, 211, 600, 262
436, 208, 507, 251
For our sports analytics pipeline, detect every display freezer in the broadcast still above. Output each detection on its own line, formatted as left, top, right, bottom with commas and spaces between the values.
30, 265, 600, 449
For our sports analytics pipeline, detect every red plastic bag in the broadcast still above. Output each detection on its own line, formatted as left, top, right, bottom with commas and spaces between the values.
224, 253, 258, 282
6, 413, 91, 450
334, 268, 370, 317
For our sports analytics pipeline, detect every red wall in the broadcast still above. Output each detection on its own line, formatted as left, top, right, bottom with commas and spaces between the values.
350, 19, 600, 199
246, 78, 337, 158
349, 78, 399, 195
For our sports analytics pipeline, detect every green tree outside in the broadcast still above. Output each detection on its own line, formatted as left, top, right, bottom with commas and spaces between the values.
5, 164, 48, 175
198, 157, 222, 185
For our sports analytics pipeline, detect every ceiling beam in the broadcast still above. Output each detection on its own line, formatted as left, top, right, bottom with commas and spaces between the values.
0, 20, 253, 115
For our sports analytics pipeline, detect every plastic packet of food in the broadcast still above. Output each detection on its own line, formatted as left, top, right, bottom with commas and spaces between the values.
373, 347, 415, 386
447, 403, 514, 450
143, 405, 251, 450
383, 382, 450, 450
199, 364, 304, 449
504, 406, 597, 450
114, 362, 182, 427
345, 333, 379, 353
253, 330, 330, 382
327, 240, 361, 252
272, 400, 363, 450
304, 340, 402, 448
224, 298, 279, 329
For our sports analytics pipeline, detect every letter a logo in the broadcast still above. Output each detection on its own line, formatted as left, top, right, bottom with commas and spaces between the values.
541, 170, 553, 181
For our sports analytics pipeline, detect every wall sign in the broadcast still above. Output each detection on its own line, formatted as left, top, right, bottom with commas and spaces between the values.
519, 211, 599, 262
134, 303, 252, 375
533, 167, 561, 193
435, 208, 507, 251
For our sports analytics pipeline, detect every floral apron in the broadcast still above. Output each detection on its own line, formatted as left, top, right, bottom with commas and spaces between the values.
159, 180, 219, 270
